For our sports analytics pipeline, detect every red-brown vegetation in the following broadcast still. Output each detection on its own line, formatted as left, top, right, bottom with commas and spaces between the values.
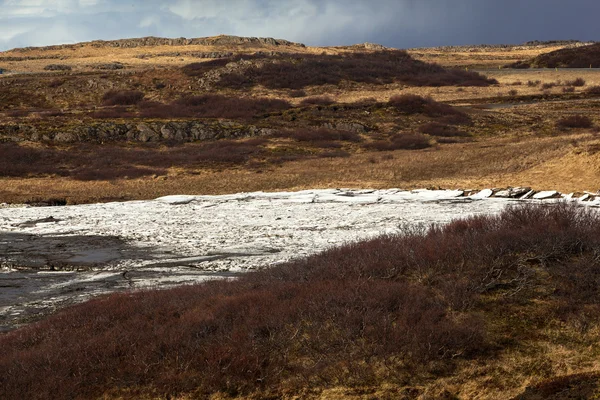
585, 85, 600, 95
216, 51, 496, 90
0, 140, 267, 180
507, 43, 600, 68
277, 127, 362, 143
364, 133, 431, 151
556, 115, 594, 129
418, 122, 470, 137
1, 204, 599, 399
138, 95, 291, 119
299, 96, 335, 106
102, 90, 145, 106
388, 95, 470, 123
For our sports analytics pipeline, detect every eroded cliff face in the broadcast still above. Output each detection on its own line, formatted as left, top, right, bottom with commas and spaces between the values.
0, 121, 276, 144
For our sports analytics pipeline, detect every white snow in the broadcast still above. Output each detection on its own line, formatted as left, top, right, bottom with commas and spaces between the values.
533, 190, 559, 200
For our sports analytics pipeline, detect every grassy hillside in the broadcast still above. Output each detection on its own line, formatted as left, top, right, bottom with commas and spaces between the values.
2, 203, 600, 399
1, 36, 600, 203
506, 43, 600, 68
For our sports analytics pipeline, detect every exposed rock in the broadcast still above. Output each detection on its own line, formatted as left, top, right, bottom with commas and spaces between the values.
43, 64, 72, 71
533, 190, 560, 200
14, 35, 306, 52
470, 189, 494, 199
520, 190, 536, 200
494, 187, 532, 198
54, 132, 77, 143
137, 123, 160, 142
91, 62, 124, 70
322, 122, 368, 133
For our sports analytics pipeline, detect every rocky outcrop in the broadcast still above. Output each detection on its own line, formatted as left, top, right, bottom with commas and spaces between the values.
43, 64, 72, 71
0, 121, 275, 144
136, 51, 234, 60
12, 35, 306, 52
321, 122, 369, 133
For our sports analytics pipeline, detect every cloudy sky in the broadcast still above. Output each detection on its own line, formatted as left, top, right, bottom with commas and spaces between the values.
1, 0, 599, 51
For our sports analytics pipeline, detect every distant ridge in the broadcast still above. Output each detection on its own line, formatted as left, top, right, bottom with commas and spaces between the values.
9, 35, 306, 52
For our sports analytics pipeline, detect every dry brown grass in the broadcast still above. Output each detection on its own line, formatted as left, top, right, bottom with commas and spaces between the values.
1, 133, 597, 204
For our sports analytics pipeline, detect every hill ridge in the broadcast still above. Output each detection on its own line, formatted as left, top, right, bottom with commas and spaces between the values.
7, 34, 307, 53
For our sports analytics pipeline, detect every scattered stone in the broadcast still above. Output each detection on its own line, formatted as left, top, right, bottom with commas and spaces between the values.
15, 216, 61, 227
155, 195, 197, 205
494, 187, 531, 198
470, 189, 494, 199
520, 190, 536, 200
533, 191, 560, 200
43, 64, 72, 71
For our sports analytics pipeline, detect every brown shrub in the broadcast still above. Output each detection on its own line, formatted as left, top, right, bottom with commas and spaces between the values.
541, 82, 556, 90
43, 64, 71, 71
3, 204, 599, 399
388, 95, 470, 123
364, 133, 431, 151
89, 106, 135, 119
288, 89, 306, 98
47, 79, 66, 88
566, 78, 586, 87
562, 86, 576, 93
418, 122, 470, 137
585, 85, 600, 95
102, 90, 145, 106
139, 95, 290, 119
215, 51, 496, 90
0, 140, 266, 180
556, 115, 594, 129
299, 96, 335, 106
277, 128, 362, 143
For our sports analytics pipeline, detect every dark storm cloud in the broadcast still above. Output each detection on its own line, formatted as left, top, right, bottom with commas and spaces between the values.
0, 0, 598, 51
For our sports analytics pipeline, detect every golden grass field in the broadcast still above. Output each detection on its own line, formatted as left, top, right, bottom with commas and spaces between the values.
1, 38, 599, 205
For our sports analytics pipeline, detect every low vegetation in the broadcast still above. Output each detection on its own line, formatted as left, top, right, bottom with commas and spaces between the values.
2, 204, 600, 399
556, 115, 594, 130
138, 94, 291, 119
215, 51, 497, 90
506, 43, 600, 68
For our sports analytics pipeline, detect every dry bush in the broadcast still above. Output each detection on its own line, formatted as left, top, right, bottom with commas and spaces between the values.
541, 82, 556, 90
47, 79, 66, 88
181, 55, 265, 77
511, 43, 600, 68
90, 106, 135, 119
527, 80, 541, 87
102, 90, 145, 106
556, 115, 594, 129
6, 109, 31, 117
318, 149, 351, 158
566, 78, 586, 87
585, 85, 600, 95
388, 95, 470, 123
299, 96, 335, 106
364, 133, 431, 151
2, 204, 599, 399
288, 89, 306, 98
275, 127, 362, 143
0, 140, 266, 181
562, 86, 576, 93
216, 51, 496, 90
43, 64, 71, 71
418, 122, 470, 137
139, 95, 290, 119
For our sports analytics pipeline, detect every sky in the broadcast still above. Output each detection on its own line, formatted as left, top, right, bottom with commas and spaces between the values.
0, 0, 599, 51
